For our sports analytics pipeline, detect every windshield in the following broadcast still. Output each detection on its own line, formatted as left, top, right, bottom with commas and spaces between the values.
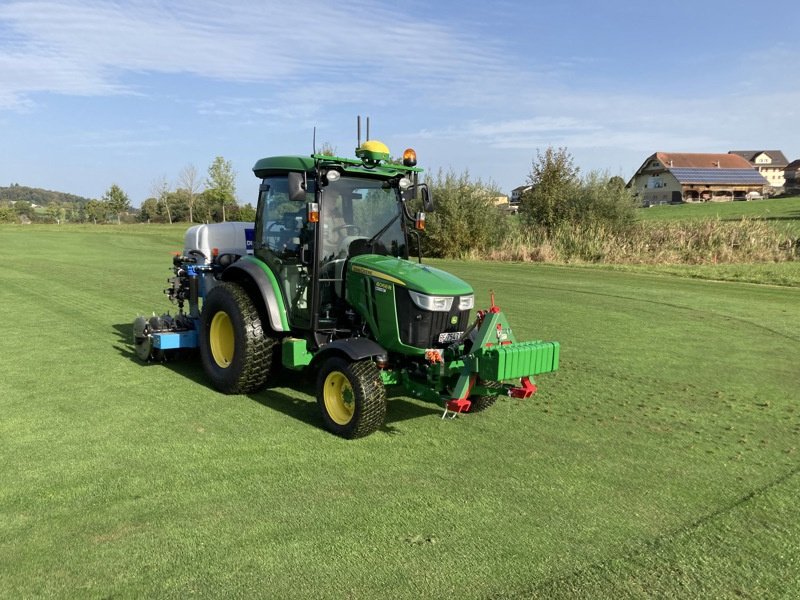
320, 175, 406, 261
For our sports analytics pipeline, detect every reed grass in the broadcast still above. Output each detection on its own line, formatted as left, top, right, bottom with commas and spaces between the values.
469, 218, 798, 265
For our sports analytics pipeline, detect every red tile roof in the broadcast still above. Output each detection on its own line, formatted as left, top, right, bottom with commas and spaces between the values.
655, 152, 752, 169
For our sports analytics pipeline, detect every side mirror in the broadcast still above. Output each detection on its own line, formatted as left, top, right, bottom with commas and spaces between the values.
419, 184, 434, 212
288, 171, 307, 202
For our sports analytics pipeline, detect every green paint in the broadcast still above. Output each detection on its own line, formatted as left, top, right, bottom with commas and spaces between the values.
237, 255, 290, 330
281, 337, 313, 369
348, 254, 473, 295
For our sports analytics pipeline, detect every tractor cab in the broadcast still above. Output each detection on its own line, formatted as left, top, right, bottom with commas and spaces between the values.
252, 141, 431, 343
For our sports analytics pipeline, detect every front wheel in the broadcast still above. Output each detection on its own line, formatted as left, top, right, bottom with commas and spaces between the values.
316, 357, 386, 438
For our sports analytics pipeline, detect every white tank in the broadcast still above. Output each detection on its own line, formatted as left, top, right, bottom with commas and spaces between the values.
183, 222, 255, 265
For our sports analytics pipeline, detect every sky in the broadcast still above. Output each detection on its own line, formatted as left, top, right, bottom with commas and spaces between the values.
1, 0, 799, 206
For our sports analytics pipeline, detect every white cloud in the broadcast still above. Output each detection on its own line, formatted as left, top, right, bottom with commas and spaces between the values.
0, 0, 513, 108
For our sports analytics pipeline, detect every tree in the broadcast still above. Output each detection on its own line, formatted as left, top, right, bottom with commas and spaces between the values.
205, 156, 237, 222
103, 184, 130, 225
85, 199, 106, 224
13, 201, 32, 219
178, 163, 202, 223
0, 205, 16, 223
239, 203, 256, 222
318, 142, 337, 156
521, 147, 635, 234
150, 176, 172, 224
46, 201, 64, 224
520, 146, 580, 230
139, 197, 161, 223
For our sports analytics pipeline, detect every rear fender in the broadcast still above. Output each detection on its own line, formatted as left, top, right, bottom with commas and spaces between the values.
221, 258, 289, 332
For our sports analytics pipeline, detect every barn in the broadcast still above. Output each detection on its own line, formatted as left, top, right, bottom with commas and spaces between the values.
628, 152, 769, 206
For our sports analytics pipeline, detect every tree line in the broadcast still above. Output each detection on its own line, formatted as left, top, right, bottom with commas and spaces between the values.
0, 156, 255, 225
1, 147, 635, 246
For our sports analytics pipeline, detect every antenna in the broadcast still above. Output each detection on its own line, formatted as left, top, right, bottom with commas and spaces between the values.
313, 126, 317, 155
366, 116, 370, 140
357, 115, 361, 147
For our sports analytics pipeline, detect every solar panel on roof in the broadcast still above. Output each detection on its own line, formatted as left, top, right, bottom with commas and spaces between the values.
669, 168, 768, 185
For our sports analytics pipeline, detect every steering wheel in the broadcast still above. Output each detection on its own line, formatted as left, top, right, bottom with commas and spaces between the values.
265, 222, 284, 233
334, 224, 361, 236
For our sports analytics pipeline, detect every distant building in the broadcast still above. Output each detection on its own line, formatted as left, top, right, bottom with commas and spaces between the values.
785, 160, 800, 193
509, 185, 533, 213
628, 152, 768, 206
728, 150, 789, 190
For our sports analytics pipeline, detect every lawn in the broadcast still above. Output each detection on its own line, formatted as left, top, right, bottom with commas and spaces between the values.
638, 195, 800, 235
1, 225, 799, 598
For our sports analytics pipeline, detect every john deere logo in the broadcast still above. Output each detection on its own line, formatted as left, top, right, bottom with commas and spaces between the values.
450, 316, 458, 325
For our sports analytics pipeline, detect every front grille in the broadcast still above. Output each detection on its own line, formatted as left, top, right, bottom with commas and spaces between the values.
395, 288, 470, 348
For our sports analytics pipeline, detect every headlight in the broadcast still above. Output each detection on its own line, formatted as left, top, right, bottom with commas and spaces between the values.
458, 295, 474, 310
408, 290, 454, 312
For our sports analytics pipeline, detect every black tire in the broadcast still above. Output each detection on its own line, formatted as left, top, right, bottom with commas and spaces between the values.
467, 395, 497, 413
316, 357, 386, 439
199, 282, 275, 394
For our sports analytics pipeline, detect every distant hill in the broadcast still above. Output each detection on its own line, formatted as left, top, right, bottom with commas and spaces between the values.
0, 184, 93, 206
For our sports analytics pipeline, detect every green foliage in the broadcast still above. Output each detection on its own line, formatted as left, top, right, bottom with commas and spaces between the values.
318, 141, 337, 156
0, 204, 16, 223
84, 199, 107, 224
520, 146, 580, 229
45, 201, 65, 224
423, 168, 507, 258
521, 146, 636, 233
238, 203, 256, 222
102, 184, 131, 225
0, 184, 91, 206
206, 156, 237, 222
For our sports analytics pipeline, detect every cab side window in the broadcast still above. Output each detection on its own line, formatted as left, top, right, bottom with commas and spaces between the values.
257, 176, 306, 260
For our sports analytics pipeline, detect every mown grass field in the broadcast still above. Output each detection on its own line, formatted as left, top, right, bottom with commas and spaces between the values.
638, 196, 800, 235
1, 224, 799, 598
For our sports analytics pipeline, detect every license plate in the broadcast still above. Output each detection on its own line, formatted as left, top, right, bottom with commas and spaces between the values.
438, 331, 463, 343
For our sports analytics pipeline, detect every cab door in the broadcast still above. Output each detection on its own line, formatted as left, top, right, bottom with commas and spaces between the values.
253, 175, 314, 329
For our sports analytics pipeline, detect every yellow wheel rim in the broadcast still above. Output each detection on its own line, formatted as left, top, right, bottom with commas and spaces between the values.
209, 311, 234, 368
323, 371, 355, 426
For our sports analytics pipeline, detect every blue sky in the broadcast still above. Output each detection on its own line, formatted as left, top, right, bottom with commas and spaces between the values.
1, 0, 798, 206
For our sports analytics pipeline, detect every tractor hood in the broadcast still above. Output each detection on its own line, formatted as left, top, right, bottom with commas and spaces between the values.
348, 255, 473, 296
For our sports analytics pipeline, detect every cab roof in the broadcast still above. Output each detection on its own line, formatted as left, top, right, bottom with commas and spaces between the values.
252, 153, 422, 179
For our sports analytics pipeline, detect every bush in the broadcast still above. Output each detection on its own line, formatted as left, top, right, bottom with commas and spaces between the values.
521, 147, 636, 234
423, 169, 507, 258
0, 205, 17, 223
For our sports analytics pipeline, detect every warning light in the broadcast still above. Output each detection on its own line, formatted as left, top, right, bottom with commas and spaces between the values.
403, 148, 417, 167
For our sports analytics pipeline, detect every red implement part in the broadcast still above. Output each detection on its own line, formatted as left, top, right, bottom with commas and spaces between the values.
489, 290, 501, 314
509, 377, 537, 399
446, 399, 472, 413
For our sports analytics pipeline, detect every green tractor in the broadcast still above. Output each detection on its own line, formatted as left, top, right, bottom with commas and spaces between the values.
134, 130, 559, 438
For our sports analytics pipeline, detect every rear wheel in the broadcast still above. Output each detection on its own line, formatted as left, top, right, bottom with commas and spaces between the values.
316, 357, 386, 438
199, 282, 274, 394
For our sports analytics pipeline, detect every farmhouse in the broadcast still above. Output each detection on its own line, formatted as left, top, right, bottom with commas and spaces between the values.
728, 150, 788, 190
628, 152, 768, 206
785, 160, 800, 193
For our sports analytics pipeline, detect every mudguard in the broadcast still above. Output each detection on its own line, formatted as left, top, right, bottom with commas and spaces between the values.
221, 257, 289, 332
314, 337, 387, 364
